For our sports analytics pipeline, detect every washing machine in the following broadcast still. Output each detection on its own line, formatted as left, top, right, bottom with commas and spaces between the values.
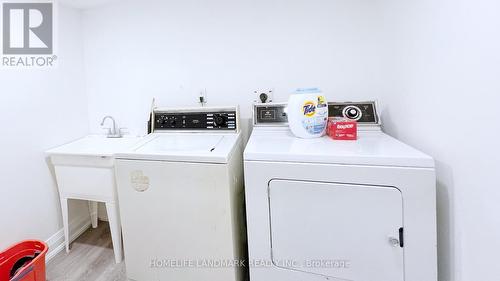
244, 102, 437, 281
115, 106, 246, 281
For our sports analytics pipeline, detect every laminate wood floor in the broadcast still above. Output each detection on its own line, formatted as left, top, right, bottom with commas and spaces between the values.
46, 221, 126, 281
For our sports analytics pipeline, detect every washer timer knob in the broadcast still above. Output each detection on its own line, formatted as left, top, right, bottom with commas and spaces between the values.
213, 114, 228, 127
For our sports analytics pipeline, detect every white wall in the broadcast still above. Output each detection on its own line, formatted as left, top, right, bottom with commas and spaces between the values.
77, 1, 500, 280
0, 4, 89, 252
82, 0, 388, 136
379, 0, 500, 281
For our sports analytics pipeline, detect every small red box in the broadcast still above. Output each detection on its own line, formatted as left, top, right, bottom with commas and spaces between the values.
327, 117, 357, 140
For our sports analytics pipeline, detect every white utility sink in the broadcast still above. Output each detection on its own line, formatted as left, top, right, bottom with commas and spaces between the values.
46, 135, 142, 264
47, 135, 143, 157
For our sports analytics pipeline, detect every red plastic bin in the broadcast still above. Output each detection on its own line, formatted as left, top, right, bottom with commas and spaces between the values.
0, 240, 48, 281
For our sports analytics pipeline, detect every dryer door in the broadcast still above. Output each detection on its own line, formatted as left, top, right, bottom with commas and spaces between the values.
268, 180, 404, 281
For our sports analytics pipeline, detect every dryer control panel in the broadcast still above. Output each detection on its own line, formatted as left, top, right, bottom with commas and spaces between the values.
328, 101, 380, 125
153, 108, 237, 131
253, 103, 288, 126
253, 102, 380, 127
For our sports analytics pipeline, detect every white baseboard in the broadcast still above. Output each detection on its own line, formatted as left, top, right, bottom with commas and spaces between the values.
45, 214, 91, 262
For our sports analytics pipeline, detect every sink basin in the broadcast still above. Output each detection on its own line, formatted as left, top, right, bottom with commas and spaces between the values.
46, 135, 143, 157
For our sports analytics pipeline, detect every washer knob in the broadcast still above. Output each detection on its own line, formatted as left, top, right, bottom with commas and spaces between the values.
213, 114, 228, 127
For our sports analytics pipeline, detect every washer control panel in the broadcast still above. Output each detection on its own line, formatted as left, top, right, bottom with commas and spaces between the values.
153, 109, 237, 131
328, 101, 380, 125
253, 103, 288, 126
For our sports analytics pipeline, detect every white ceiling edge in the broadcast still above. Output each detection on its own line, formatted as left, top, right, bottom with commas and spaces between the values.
58, 0, 122, 10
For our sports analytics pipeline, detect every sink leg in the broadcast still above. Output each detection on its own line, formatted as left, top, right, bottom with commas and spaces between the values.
88, 201, 98, 228
106, 202, 123, 263
60, 198, 70, 253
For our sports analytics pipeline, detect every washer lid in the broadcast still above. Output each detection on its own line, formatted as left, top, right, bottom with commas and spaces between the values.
115, 133, 240, 163
244, 129, 434, 168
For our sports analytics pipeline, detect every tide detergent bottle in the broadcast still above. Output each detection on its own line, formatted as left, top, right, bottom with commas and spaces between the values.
287, 88, 328, 138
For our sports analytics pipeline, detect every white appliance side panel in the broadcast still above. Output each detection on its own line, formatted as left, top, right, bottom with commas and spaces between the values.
269, 180, 403, 281
115, 159, 237, 281
226, 141, 248, 281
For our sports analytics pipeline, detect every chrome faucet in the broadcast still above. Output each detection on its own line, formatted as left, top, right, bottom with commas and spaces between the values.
100, 116, 122, 138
